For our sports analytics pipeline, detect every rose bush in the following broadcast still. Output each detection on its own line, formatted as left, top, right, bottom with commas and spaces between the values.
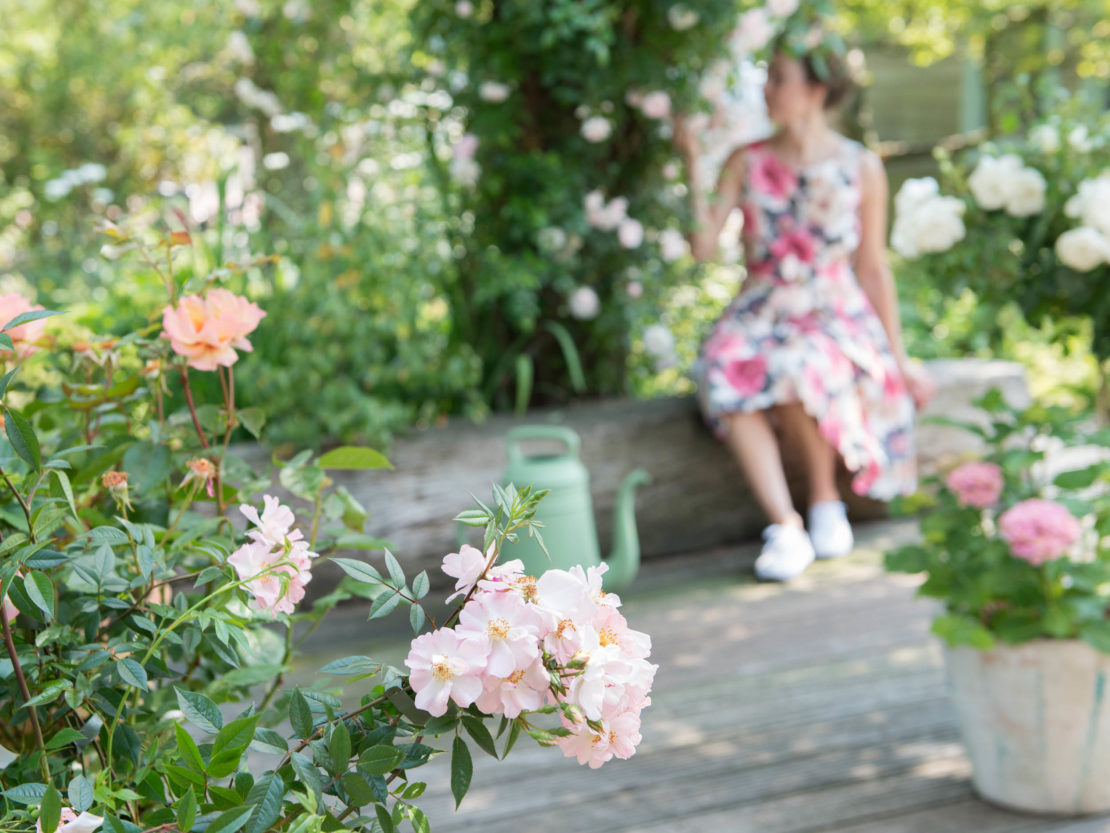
0, 225, 655, 833
890, 93, 1110, 360
886, 389, 1110, 650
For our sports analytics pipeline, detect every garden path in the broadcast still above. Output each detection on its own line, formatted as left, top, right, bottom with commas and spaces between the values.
297, 519, 1110, 833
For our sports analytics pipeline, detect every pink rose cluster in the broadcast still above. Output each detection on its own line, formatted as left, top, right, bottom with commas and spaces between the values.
946, 461, 1004, 509
998, 498, 1082, 566
228, 495, 318, 615
0, 293, 48, 359
405, 545, 657, 769
161, 288, 265, 371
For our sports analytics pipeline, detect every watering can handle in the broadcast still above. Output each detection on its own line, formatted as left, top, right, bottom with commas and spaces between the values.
506, 425, 581, 463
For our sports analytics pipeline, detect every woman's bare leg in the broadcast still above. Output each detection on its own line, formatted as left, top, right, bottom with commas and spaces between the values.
775, 402, 839, 506
722, 411, 803, 528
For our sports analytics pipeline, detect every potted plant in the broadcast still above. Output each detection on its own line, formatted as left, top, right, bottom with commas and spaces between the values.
0, 223, 656, 833
886, 390, 1110, 815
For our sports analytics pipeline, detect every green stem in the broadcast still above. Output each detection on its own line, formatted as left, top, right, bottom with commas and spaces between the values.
0, 465, 35, 542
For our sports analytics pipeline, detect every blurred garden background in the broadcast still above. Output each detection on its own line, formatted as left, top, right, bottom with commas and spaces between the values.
5, 0, 1110, 452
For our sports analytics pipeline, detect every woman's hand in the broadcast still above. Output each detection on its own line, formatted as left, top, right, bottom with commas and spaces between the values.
899, 359, 936, 411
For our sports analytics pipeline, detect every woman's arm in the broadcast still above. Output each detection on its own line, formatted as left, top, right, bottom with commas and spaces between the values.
674, 117, 745, 261
856, 149, 935, 409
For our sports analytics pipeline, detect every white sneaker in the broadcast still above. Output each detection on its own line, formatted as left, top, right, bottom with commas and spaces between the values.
808, 501, 854, 559
754, 524, 816, 582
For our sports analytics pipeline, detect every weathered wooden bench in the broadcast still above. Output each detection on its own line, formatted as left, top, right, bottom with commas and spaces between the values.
241, 358, 1027, 592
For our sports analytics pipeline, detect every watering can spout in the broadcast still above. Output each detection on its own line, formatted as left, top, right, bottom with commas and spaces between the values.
603, 468, 652, 592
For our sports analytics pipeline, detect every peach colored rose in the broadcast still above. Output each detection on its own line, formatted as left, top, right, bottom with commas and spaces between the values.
0, 293, 48, 359
161, 289, 265, 371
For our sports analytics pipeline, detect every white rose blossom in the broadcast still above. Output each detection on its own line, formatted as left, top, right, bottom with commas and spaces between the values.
639, 91, 671, 120
659, 228, 688, 262
1055, 227, 1110, 273
580, 116, 612, 143
890, 195, 967, 259
667, 4, 699, 30
618, 218, 644, 249
766, 0, 799, 17
1066, 174, 1110, 238
479, 81, 511, 103
568, 287, 601, 320
1004, 166, 1047, 217
643, 324, 676, 358
967, 154, 1024, 212
1029, 124, 1060, 154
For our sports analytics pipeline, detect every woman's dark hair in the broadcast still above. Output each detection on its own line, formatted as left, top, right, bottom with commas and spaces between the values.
772, 36, 854, 110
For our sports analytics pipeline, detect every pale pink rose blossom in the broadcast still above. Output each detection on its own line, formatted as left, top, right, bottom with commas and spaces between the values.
240, 494, 301, 548
477, 558, 526, 593
474, 657, 550, 718
592, 605, 652, 660
405, 628, 489, 716
556, 717, 616, 769
161, 289, 265, 371
733, 8, 773, 53
0, 293, 48, 359
626, 281, 643, 298
998, 499, 1082, 566
618, 218, 644, 249
456, 591, 542, 676
946, 461, 1004, 509
639, 91, 671, 120
229, 497, 317, 615
442, 543, 491, 601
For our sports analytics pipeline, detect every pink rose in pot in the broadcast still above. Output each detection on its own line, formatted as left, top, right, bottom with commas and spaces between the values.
998, 499, 1081, 566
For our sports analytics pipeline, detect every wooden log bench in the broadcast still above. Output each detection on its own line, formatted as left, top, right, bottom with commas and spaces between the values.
238, 358, 1028, 593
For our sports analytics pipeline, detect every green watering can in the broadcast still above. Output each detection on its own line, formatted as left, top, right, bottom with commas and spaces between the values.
498, 425, 651, 592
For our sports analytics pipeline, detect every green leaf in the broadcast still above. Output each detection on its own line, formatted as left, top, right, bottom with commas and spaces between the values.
450, 736, 472, 809
369, 590, 403, 620
244, 774, 285, 833
932, 614, 995, 650
316, 446, 392, 470
410, 807, 430, 833
0, 333, 12, 353
68, 775, 94, 814
544, 321, 587, 393
502, 719, 523, 758
174, 687, 223, 734
40, 786, 62, 833
1055, 466, 1102, 490
46, 728, 84, 750
409, 603, 425, 634
117, 658, 148, 690
24, 572, 54, 620
6, 406, 42, 470
51, 470, 79, 521
331, 557, 383, 586
2, 783, 47, 804
383, 550, 405, 586
250, 729, 287, 756
339, 773, 376, 808
2, 309, 63, 332
165, 765, 205, 790
412, 571, 429, 599
204, 806, 253, 833
175, 724, 206, 772
290, 753, 321, 805
289, 690, 313, 738
0, 366, 19, 399
462, 716, 498, 758
176, 787, 197, 833
208, 715, 258, 778
358, 745, 403, 776
318, 656, 381, 676
328, 721, 351, 774
22, 679, 71, 709
514, 354, 533, 416
236, 408, 266, 439
122, 441, 171, 495
374, 804, 395, 833
1082, 621, 1110, 653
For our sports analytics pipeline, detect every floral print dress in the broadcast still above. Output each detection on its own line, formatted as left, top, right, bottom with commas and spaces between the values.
695, 137, 916, 499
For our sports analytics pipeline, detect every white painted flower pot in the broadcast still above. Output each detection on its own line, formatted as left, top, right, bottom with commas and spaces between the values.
946, 640, 1110, 815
